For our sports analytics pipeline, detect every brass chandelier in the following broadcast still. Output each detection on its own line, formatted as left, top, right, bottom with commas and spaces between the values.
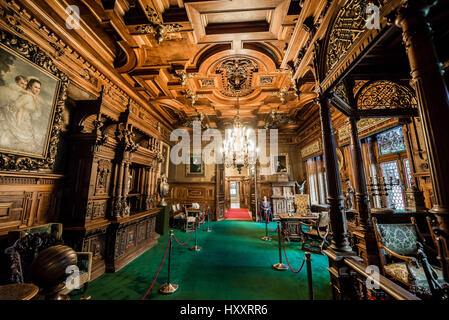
222, 110, 258, 174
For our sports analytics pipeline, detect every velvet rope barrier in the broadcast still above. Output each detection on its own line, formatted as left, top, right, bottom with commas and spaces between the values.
173, 229, 194, 246
141, 238, 171, 300
281, 239, 306, 274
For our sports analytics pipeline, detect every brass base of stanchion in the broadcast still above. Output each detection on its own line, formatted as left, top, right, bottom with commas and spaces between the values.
261, 236, 272, 241
203, 228, 212, 232
272, 263, 288, 271
158, 283, 178, 294
189, 246, 202, 251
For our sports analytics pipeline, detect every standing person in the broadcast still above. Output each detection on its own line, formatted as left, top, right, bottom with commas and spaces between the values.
259, 196, 272, 222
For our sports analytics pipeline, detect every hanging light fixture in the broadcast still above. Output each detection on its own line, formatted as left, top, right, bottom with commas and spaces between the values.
222, 97, 258, 173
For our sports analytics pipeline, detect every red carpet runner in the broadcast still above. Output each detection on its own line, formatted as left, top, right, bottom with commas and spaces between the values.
225, 208, 252, 220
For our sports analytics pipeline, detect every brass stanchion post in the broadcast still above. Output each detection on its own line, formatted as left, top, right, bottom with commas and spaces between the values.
261, 209, 271, 241
203, 206, 212, 232
272, 221, 288, 271
305, 252, 314, 300
189, 217, 202, 251
159, 230, 178, 294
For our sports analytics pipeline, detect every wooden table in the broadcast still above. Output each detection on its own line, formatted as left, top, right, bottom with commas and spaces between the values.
277, 213, 319, 242
0, 283, 39, 300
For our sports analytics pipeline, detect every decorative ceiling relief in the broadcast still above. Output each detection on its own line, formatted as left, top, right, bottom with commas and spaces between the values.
200, 79, 215, 88
260, 76, 274, 86
215, 58, 259, 97
137, 6, 183, 44
357, 81, 417, 110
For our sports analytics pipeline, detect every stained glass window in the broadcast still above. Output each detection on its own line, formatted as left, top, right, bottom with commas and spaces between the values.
377, 126, 406, 155
404, 159, 413, 188
380, 161, 405, 210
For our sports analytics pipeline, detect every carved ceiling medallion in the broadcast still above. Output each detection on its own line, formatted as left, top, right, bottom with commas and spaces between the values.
216, 58, 258, 97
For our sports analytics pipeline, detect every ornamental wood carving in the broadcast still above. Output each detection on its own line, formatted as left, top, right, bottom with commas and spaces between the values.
216, 58, 259, 97
356, 80, 418, 110
326, 0, 386, 73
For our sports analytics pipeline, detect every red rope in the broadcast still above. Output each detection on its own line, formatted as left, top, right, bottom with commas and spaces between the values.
173, 229, 194, 246
281, 239, 306, 274
263, 209, 278, 233
141, 238, 171, 300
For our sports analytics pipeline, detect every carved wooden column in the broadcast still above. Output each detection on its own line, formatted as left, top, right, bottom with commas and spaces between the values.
396, 0, 449, 279
318, 95, 353, 254
122, 160, 130, 216
114, 161, 124, 218
151, 164, 158, 208
144, 167, 152, 210
319, 95, 358, 300
365, 137, 381, 208
349, 116, 379, 266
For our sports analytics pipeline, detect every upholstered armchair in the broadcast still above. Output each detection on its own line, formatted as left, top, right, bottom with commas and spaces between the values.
294, 194, 310, 216
299, 211, 331, 253
372, 217, 449, 297
4, 223, 92, 297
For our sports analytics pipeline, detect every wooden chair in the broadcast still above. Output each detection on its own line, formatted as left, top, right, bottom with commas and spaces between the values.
372, 217, 449, 298
299, 211, 331, 253
184, 208, 200, 232
426, 217, 449, 286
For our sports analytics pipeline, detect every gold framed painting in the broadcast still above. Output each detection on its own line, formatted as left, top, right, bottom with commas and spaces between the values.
271, 153, 289, 175
185, 155, 204, 176
0, 30, 68, 171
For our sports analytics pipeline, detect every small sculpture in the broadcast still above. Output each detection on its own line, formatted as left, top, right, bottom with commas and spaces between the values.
159, 174, 169, 206
344, 180, 355, 210
299, 180, 307, 194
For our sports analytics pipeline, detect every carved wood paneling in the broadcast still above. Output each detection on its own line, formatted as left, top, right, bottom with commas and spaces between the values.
0, 173, 63, 233
167, 182, 216, 217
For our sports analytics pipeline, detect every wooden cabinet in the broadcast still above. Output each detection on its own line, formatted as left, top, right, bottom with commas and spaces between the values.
63, 97, 165, 279
271, 182, 297, 217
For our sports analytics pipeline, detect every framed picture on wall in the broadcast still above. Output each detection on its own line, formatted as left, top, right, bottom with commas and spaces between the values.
159, 142, 170, 178
271, 153, 289, 174
185, 155, 204, 176
0, 30, 68, 171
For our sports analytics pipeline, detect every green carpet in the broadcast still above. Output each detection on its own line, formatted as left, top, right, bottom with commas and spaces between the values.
70, 220, 332, 300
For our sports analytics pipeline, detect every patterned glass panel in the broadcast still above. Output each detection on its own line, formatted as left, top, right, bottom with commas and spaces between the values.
404, 159, 413, 188
380, 161, 405, 210
377, 126, 406, 155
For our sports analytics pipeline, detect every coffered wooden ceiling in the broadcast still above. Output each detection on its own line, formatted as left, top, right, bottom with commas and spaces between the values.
74, 0, 308, 130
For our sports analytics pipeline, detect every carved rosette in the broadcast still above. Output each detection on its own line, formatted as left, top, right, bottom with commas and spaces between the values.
0, 30, 69, 171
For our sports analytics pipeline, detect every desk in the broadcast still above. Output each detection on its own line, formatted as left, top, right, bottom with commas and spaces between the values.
0, 283, 39, 300
278, 213, 319, 242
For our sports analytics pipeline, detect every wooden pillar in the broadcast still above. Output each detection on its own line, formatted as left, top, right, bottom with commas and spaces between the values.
122, 161, 130, 216
114, 161, 124, 218
318, 96, 353, 253
349, 117, 371, 229
144, 167, 152, 210
349, 117, 379, 266
396, 0, 449, 279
